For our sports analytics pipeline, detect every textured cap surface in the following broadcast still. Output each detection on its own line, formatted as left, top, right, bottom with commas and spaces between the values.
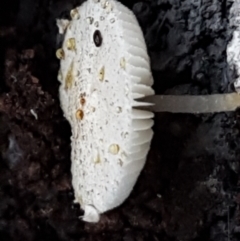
227, 0, 240, 92
57, 0, 154, 222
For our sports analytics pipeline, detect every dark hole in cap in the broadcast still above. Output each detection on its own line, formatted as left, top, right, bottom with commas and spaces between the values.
93, 30, 102, 47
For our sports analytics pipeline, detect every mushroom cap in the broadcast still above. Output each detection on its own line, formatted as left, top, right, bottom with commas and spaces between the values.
57, 0, 154, 222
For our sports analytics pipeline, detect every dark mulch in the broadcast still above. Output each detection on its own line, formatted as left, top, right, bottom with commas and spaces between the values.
0, 0, 240, 241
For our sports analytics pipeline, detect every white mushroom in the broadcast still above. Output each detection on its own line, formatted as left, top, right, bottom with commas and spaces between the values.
57, 0, 154, 223
56, 0, 240, 223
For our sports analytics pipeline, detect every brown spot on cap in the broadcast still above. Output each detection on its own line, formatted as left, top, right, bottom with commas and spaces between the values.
76, 109, 84, 120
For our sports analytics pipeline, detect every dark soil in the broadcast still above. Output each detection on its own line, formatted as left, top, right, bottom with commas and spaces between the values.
0, 0, 240, 241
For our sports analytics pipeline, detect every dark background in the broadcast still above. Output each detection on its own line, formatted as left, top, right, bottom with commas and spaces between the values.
0, 0, 240, 240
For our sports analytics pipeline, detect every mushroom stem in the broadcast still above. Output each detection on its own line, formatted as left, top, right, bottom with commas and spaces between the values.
141, 93, 240, 113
